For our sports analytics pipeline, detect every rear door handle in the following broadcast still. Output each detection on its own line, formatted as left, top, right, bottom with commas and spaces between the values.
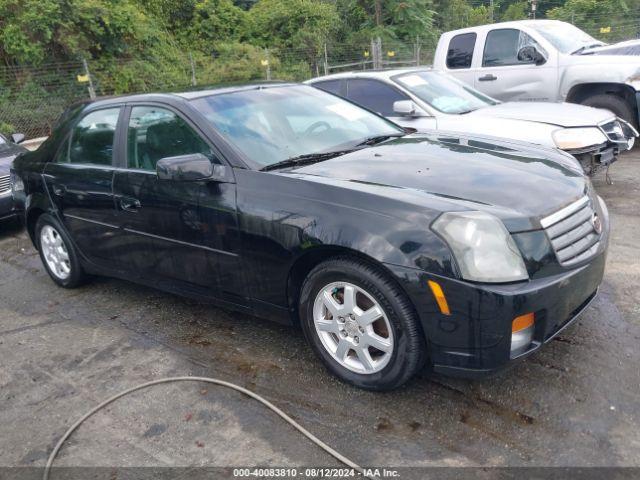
119, 197, 141, 212
478, 74, 497, 82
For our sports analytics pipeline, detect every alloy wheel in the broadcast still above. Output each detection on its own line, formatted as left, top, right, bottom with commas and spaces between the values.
40, 225, 71, 280
312, 281, 394, 374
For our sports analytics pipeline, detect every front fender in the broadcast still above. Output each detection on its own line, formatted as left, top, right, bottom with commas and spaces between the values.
560, 62, 640, 98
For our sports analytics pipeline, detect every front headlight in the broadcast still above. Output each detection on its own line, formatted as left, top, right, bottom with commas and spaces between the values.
552, 127, 607, 150
432, 211, 528, 283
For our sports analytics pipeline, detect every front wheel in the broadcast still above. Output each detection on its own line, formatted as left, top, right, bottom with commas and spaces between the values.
581, 94, 636, 127
36, 214, 86, 288
299, 257, 426, 390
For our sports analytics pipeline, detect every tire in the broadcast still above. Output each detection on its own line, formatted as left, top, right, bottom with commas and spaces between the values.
35, 213, 85, 288
299, 257, 426, 391
581, 94, 636, 126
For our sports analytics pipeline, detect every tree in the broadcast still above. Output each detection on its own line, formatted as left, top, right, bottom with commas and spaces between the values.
547, 0, 633, 42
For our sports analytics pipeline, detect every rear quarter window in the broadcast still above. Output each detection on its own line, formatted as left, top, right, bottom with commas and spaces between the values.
446, 33, 477, 69
312, 79, 343, 96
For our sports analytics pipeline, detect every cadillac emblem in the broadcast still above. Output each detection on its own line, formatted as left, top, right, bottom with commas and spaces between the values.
592, 213, 602, 235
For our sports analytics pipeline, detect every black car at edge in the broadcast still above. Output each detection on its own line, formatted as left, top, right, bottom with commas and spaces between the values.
10, 83, 609, 390
1, 132, 27, 221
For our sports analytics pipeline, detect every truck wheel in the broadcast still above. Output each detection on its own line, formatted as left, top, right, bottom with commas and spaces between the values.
582, 94, 636, 126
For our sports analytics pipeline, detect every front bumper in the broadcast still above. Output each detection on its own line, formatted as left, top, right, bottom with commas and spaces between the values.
386, 249, 606, 378
0, 191, 18, 221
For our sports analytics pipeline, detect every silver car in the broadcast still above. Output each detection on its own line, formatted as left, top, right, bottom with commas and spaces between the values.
306, 68, 637, 176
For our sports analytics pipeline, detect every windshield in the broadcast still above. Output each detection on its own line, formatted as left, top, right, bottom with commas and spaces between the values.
190, 85, 403, 169
393, 70, 497, 114
529, 22, 604, 54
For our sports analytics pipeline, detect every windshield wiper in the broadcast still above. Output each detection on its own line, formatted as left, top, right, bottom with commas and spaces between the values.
571, 43, 604, 55
355, 133, 404, 146
260, 149, 355, 172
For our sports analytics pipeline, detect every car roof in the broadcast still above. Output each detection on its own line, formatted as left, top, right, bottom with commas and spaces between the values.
443, 19, 568, 36
81, 82, 298, 109
306, 66, 435, 83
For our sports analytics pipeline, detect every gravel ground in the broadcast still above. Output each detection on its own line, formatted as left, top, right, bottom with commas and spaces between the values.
0, 151, 639, 478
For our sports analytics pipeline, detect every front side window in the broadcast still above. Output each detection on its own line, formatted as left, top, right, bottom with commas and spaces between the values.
127, 106, 215, 171
447, 33, 477, 69
190, 85, 402, 169
393, 71, 496, 114
57, 108, 120, 165
346, 79, 409, 116
483, 29, 546, 67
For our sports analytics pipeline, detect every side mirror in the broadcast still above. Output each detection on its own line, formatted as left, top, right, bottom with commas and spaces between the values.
156, 153, 223, 182
11, 133, 25, 144
518, 46, 546, 65
393, 100, 424, 117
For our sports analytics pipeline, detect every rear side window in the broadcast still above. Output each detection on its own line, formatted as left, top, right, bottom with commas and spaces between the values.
56, 108, 120, 165
312, 80, 342, 96
446, 33, 476, 69
483, 29, 544, 67
346, 79, 409, 116
126, 106, 216, 171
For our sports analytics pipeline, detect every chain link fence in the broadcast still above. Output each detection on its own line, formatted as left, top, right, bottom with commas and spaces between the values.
0, 39, 434, 140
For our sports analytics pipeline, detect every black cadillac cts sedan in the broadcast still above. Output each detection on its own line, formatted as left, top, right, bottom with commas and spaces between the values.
11, 84, 609, 390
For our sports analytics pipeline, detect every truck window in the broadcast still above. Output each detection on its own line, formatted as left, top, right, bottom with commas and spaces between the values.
447, 33, 476, 69
483, 29, 544, 67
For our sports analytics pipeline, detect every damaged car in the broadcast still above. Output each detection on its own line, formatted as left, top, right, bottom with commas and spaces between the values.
12, 84, 609, 390
307, 68, 637, 177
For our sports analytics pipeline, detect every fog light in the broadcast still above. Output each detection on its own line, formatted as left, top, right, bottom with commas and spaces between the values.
511, 313, 534, 354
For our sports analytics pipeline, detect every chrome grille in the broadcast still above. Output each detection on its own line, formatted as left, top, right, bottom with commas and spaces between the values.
541, 196, 601, 267
0, 174, 10, 194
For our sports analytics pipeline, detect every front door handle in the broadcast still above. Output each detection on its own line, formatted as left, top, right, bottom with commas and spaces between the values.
478, 74, 497, 82
119, 197, 141, 212
52, 184, 66, 197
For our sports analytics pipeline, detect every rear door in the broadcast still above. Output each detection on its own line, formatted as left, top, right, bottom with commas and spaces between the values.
111, 103, 243, 301
473, 28, 557, 102
42, 106, 123, 266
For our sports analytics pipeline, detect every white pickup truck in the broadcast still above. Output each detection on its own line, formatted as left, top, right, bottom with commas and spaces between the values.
434, 20, 640, 127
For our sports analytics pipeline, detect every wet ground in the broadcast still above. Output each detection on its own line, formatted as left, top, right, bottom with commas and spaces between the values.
1, 151, 639, 477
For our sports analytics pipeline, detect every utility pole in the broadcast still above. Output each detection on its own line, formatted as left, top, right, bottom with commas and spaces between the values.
323, 43, 328, 76
81, 57, 96, 100
188, 52, 197, 87
531, 0, 538, 20
490, 0, 494, 23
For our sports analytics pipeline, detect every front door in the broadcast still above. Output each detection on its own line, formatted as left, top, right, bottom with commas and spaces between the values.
42, 106, 123, 266
474, 28, 557, 102
112, 104, 243, 301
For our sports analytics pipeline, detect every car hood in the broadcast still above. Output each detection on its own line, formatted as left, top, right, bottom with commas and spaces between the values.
467, 101, 615, 127
290, 134, 587, 231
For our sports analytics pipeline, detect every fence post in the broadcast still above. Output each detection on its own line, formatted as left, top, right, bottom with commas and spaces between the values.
265, 48, 271, 81
81, 57, 96, 100
415, 35, 421, 66
189, 52, 197, 87
323, 43, 329, 76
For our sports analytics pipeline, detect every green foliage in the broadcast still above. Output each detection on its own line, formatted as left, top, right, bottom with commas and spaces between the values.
501, 1, 529, 21
547, 0, 632, 41
249, 0, 339, 54
2, 0, 640, 138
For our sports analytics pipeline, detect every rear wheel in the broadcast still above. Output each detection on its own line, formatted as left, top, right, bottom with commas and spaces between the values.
582, 94, 636, 127
299, 257, 426, 390
36, 214, 85, 288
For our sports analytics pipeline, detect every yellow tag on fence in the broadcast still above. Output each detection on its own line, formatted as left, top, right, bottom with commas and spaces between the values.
77, 74, 89, 83
261, 60, 269, 66
600, 26, 611, 33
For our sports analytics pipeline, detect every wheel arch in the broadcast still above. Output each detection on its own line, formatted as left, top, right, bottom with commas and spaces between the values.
286, 245, 417, 327
566, 82, 637, 117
